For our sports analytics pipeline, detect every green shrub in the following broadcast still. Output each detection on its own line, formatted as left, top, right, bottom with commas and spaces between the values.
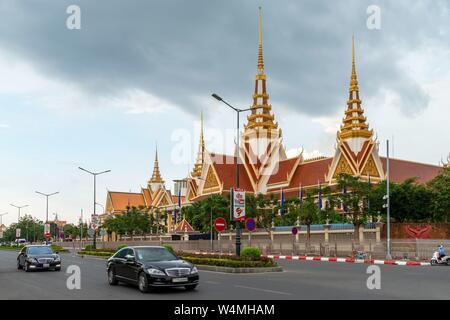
182, 257, 276, 268
78, 251, 113, 257
241, 247, 262, 260
84, 244, 93, 251
116, 244, 128, 251
50, 244, 68, 253
163, 245, 174, 254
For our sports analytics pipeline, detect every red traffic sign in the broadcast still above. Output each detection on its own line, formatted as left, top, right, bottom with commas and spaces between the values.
245, 218, 256, 232
291, 227, 298, 235
214, 217, 227, 232
44, 232, 51, 239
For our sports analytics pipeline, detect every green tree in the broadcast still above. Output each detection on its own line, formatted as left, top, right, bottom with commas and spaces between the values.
428, 167, 450, 222
335, 173, 370, 241
296, 195, 320, 246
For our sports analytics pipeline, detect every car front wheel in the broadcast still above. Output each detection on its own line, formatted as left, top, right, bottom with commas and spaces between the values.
108, 268, 118, 285
17, 260, 22, 270
138, 273, 150, 293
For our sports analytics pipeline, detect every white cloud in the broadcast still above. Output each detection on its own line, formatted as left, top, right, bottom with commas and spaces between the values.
0, 124, 10, 128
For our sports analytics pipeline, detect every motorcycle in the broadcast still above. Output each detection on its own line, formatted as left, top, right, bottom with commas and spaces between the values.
430, 251, 450, 266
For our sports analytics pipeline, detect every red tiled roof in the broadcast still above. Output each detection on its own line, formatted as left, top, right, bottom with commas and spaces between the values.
109, 192, 145, 211
288, 157, 333, 188
210, 153, 254, 192
142, 188, 152, 205
380, 157, 442, 184
267, 156, 300, 185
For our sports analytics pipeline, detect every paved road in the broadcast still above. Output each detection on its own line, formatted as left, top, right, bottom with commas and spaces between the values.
0, 250, 449, 299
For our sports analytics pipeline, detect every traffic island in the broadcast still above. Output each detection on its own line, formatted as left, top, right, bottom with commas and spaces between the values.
196, 265, 283, 273
178, 249, 281, 273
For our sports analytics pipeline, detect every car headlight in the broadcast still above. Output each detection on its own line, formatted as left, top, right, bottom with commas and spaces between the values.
54, 256, 61, 262
27, 257, 37, 263
147, 268, 165, 276
190, 266, 198, 274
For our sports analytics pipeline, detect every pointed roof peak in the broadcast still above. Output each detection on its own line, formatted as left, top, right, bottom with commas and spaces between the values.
149, 144, 164, 184
258, 6, 264, 71
339, 36, 372, 140
191, 111, 206, 178
350, 35, 359, 92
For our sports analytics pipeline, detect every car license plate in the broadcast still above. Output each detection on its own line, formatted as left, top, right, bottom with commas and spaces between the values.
172, 277, 188, 283
43, 263, 50, 268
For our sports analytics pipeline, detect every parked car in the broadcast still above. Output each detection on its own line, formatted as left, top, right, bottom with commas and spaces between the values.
106, 246, 199, 293
17, 245, 61, 272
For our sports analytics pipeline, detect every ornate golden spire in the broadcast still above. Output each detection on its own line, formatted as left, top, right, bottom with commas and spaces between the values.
257, 6, 264, 71
339, 36, 372, 140
245, 7, 278, 132
191, 112, 205, 178
149, 145, 164, 184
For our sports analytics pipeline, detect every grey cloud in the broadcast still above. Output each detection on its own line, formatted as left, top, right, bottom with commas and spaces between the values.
0, 0, 447, 118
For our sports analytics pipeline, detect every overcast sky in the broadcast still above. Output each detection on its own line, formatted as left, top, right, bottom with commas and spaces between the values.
0, 0, 449, 226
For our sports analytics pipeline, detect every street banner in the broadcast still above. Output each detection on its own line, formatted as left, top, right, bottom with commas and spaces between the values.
91, 214, 99, 228
16, 228, 21, 238
44, 223, 50, 234
0, 231, 3, 238
233, 188, 246, 221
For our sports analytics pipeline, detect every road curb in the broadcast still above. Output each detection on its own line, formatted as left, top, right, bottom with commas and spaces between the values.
263, 255, 431, 267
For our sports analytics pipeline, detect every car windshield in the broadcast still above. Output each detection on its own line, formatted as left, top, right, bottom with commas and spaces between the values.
135, 247, 178, 262
28, 246, 54, 255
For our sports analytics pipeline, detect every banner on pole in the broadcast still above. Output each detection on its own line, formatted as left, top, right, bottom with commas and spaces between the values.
233, 188, 246, 221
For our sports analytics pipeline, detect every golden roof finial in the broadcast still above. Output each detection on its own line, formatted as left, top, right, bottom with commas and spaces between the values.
339, 36, 372, 140
258, 6, 264, 71
191, 112, 206, 178
149, 144, 164, 184
350, 35, 359, 92
244, 7, 278, 132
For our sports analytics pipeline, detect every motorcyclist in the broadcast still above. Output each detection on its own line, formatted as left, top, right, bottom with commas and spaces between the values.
438, 244, 446, 260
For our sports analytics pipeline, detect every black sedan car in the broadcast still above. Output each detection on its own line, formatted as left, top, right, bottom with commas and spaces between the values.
106, 246, 199, 293
17, 245, 61, 272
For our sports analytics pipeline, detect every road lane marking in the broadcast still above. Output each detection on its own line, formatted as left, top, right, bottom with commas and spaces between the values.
205, 280, 220, 284
234, 284, 292, 296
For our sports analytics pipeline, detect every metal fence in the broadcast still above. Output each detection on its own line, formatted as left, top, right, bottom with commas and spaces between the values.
60, 238, 450, 261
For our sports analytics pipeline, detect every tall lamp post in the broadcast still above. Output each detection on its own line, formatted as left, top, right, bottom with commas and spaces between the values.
78, 167, 111, 250
0, 212, 8, 226
10, 204, 29, 223
212, 93, 262, 256
35, 191, 59, 223
384, 140, 392, 260
0, 212, 8, 239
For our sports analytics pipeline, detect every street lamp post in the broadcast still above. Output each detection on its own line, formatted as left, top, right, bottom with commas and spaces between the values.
10, 204, 29, 224
78, 167, 111, 250
212, 93, 261, 256
0, 212, 8, 227
35, 191, 59, 223
385, 140, 392, 260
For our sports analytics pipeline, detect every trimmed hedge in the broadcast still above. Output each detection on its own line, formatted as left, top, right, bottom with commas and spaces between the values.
78, 250, 113, 257
181, 256, 277, 268
51, 244, 68, 253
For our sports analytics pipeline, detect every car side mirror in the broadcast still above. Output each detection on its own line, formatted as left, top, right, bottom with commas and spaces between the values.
55, 251, 59, 254
125, 255, 135, 263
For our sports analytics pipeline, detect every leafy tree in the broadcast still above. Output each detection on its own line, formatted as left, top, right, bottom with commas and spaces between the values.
296, 195, 320, 246
335, 173, 370, 241
428, 167, 450, 222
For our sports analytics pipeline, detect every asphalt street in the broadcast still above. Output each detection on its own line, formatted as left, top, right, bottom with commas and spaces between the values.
0, 250, 449, 299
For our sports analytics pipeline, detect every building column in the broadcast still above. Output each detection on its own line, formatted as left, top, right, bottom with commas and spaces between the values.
324, 224, 331, 243
359, 224, 364, 242
375, 223, 381, 243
